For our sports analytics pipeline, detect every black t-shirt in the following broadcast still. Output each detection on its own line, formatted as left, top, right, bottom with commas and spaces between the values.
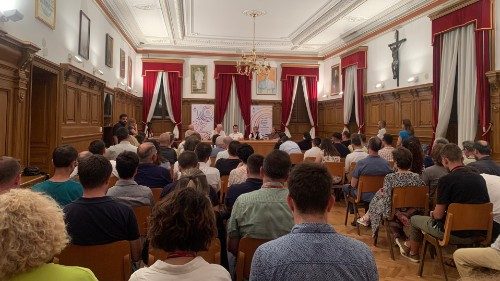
63, 196, 140, 245
297, 139, 312, 151
334, 143, 350, 158
159, 146, 177, 165
112, 122, 126, 136
341, 140, 351, 147
215, 158, 241, 176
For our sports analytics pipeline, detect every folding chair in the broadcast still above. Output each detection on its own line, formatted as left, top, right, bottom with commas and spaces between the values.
235, 237, 270, 281
303, 156, 316, 163
133, 206, 152, 237
210, 156, 216, 167
107, 176, 119, 189
151, 188, 163, 204
219, 175, 229, 203
289, 153, 304, 165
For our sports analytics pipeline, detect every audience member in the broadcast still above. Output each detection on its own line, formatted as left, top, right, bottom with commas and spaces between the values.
421, 143, 448, 205
210, 123, 226, 139
378, 133, 395, 162
134, 142, 172, 188
173, 134, 202, 177
112, 113, 128, 145
229, 124, 244, 141
127, 118, 140, 147
63, 155, 141, 265
69, 151, 92, 180
0, 156, 21, 194
177, 129, 195, 154
398, 143, 490, 262
377, 120, 387, 140
278, 134, 302, 155
402, 136, 424, 174
462, 141, 476, 165
0, 189, 97, 281
225, 154, 264, 210
160, 151, 198, 198
482, 173, 500, 240
304, 137, 322, 160
397, 119, 414, 146
424, 137, 449, 168
315, 138, 341, 164
297, 132, 312, 151
228, 143, 255, 186
158, 132, 177, 166
341, 130, 351, 147
129, 188, 231, 281
88, 139, 119, 177
454, 235, 500, 279
105, 127, 138, 160
349, 133, 368, 153
331, 132, 350, 158
145, 139, 167, 167
211, 135, 225, 157
107, 151, 154, 207
195, 143, 221, 192
227, 150, 294, 255
33, 145, 83, 206
274, 132, 287, 149
344, 133, 368, 174
267, 127, 280, 140
468, 140, 500, 176
215, 136, 234, 161
174, 168, 219, 206
250, 163, 378, 281
215, 141, 241, 176
249, 126, 261, 140
136, 132, 146, 144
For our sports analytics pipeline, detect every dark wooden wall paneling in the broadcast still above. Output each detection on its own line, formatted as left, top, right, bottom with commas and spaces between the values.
114, 88, 143, 124
487, 71, 500, 160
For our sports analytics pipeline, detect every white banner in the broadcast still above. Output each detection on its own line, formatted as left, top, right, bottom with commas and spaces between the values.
191, 104, 214, 140
250, 105, 273, 137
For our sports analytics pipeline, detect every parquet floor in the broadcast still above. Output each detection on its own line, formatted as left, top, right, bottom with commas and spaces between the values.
327, 203, 460, 281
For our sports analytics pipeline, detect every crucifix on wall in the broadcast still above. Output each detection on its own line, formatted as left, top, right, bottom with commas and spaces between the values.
388, 30, 406, 87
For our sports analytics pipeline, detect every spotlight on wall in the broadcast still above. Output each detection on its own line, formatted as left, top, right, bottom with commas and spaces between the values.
126, 86, 132, 91
0, 9, 24, 22
117, 81, 126, 87
93, 68, 104, 76
322, 94, 328, 98
338, 91, 344, 97
375, 82, 385, 89
68, 53, 83, 63
407, 76, 419, 83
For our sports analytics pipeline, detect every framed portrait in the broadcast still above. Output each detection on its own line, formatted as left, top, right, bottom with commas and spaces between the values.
78, 10, 90, 60
105, 34, 113, 68
35, 0, 56, 29
331, 64, 340, 95
119, 49, 125, 78
256, 67, 277, 95
191, 65, 207, 94
127, 56, 133, 86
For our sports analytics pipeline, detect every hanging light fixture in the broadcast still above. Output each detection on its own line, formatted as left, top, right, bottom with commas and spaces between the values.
236, 10, 271, 76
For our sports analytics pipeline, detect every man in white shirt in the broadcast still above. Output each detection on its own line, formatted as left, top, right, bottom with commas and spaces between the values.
229, 124, 244, 141
279, 135, 302, 155
344, 133, 368, 173
195, 143, 221, 192
377, 120, 387, 140
104, 127, 138, 160
482, 173, 500, 238
216, 136, 233, 162
304, 138, 322, 160
210, 123, 226, 139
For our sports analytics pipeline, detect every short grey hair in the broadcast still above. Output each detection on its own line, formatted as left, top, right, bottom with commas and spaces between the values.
137, 142, 157, 163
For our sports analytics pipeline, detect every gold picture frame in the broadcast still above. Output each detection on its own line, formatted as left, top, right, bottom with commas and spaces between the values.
191, 65, 207, 94
331, 64, 340, 95
256, 67, 277, 95
35, 0, 56, 29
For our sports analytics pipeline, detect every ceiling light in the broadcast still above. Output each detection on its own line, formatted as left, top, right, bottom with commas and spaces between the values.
0, 9, 24, 22
68, 53, 83, 63
93, 68, 103, 76
375, 82, 384, 89
407, 76, 418, 83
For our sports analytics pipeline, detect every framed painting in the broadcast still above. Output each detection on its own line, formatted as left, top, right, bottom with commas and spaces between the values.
191, 65, 207, 94
78, 10, 90, 60
105, 34, 113, 68
35, 0, 56, 29
119, 49, 125, 78
331, 64, 340, 95
127, 56, 132, 86
256, 67, 277, 95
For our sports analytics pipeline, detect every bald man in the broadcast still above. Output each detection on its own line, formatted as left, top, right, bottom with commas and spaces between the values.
134, 142, 172, 188
210, 123, 226, 139
216, 136, 234, 162
69, 151, 93, 179
0, 156, 21, 194
468, 140, 500, 176
158, 132, 177, 165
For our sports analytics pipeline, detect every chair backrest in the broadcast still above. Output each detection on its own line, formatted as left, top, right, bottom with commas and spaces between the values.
390, 186, 429, 217
346, 162, 357, 182
289, 153, 303, 165
440, 203, 493, 246
324, 162, 344, 180
210, 156, 216, 167
303, 156, 316, 163
57, 241, 131, 281
388, 161, 395, 169
236, 237, 270, 281
133, 205, 152, 237
219, 175, 229, 202
150, 238, 221, 264
356, 175, 385, 202
108, 176, 119, 189
151, 188, 163, 204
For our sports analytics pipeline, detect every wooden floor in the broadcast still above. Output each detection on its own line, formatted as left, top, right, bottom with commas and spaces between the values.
327, 203, 459, 281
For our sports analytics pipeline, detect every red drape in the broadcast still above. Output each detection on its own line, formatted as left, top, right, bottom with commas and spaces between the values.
142, 62, 183, 77
281, 76, 295, 131
305, 76, 318, 132
280, 67, 319, 80
167, 72, 182, 134
234, 75, 252, 137
142, 71, 159, 122
476, 30, 491, 139
340, 49, 367, 132
356, 68, 365, 132
214, 74, 233, 124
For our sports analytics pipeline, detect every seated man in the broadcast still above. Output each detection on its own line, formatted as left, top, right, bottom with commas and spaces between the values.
210, 123, 226, 139
195, 143, 221, 192
344, 133, 368, 173
398, 143, 490, 262
278, 134, 302, 155
249, 126, 261, 140
462, 141, 476, 165
158, 132, 177, 166
215, 141, 241, 176
229, 124, 244, 141
211, 135, 225, 157
303, 137, 322, 160
228, 144, 254, 186
105, 127, 138, 160
215, 136, 233, 162
468, 140, 500, 176
227, 150, 294, 255
0, 156, 21, 194
378, 134, 395, 162
134, 142, 172, 188
63, 154, 141, 265
225, 154, 264, 210
331, 132, 350, 158
250, 163, 378, 281
453, 235, 500, 279
482, 173, 500, 240
107, 151, 154, 207
33, 145, 83, 206
88, 140, 119, 177
69, 151, 92, 180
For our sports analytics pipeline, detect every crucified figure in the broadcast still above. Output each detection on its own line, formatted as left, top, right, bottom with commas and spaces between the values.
388, 30, 406, 86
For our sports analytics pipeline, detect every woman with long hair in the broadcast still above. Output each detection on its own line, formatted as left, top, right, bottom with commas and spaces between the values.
402, 136, 424, 174
397, 119, 415, 146
315, 138, 342, 184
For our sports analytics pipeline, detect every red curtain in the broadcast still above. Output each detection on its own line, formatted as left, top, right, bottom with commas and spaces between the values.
476, 30, 491, 139
356, 68, 365, 133
234, 75, 252, 137
281, 76, 295, 131
167, 72, 182, 133
142, 71, 159, 122
215, 74, 233, 124
304, 76, 318, 133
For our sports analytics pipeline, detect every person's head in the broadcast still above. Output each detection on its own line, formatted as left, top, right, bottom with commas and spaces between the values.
253, 126, 259, 132
188, 124, 195, 131
312, 137, 321, 147
228, 141, 241, 157
0, 189, 69, 280
215, 124, 223, 132
402, 136, 424, 174
159, 132, 172, 147
342, 131, 351, 141
382, 134, 393, 147
222, 136, 233, 149
246, 154, 264, 178
184, 129, 195, 138
402, 119, 414, 135
148, 187, 216, 253
215, 136, 225, 148
462, 141, 475, 158
137, 142, 157, 164
392, 147, 413, 171
119, 113, 128, 125
78, 154, 112, 190
367, 137, 382, 154
195, 142, 212, 163
211, 134, 219, 146
116, 127, 130, 142
473, 140, 492, 159
232, 124, 239, 133
176, 168, 210, 197
237, 144, 254, 164
278, 132, 288, 142
320, 138, 340, 157
88, 139, 106, 155
0, 156, 21, 192
332, 132, 342, 143
440, 143, 464, 170
184, 134, 202, 152
136, 132, 146, 144
76, 151, 92, 166
178, 151, 199, 171
287, 163, 333, 219
145, 139, 164, 165
378, 120, 386, 129
262, 150, 291, 181
350, 133, 362, 147
433, 137, 449, 146
116, 151, 139, 180
431, 142, 446, 166
52, 145, 78, 170
360, 134, 367, 146
303, 132, 312, 141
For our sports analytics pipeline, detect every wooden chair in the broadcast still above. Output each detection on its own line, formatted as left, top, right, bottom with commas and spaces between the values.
219, 175, 229, 203
210, 156, 216, 167
373, 186, 428, 260
418, 203, 493, 281
346, 162, 357, 183
107, 176, 119, 189
133, 206, 152, 237
324, 162, 345, 184
150, 238, 221, 264
303, 156, 316, 163
236, 237, 270, 281
57, 241, 131, 281
344, 175, 385, 235
289, 153, 304, 165
151, 188, 163, 204
388, 161, 395, 169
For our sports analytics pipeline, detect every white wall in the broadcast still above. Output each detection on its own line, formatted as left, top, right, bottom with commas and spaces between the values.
318, 56, 341, 101
0, 0, 141, 95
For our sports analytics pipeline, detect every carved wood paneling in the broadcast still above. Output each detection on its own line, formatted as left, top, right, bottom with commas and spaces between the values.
487, 71, 500, 160
318, 98, 344, 138
0, 90, 8, 155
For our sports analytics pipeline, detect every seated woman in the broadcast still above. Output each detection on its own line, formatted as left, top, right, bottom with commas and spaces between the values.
0, 189, 97, 281
356, 147, 424, 238
129, 188, 231, 280
315, 138, 342, 183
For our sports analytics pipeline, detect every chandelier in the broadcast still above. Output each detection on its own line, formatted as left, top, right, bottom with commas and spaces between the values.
236, 10, 271, 76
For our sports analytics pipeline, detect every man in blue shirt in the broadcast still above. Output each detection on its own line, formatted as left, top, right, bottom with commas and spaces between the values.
134, 142, 172, 188
250, 163, 378, 281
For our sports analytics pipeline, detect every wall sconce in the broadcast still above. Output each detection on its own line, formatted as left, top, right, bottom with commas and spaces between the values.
0, 9, 24, 22
322, 94, 328, 98
407, 76, 419, 83
375, 82, 385, 89
68, 53, 83, 63
117, 81, 126, 87
338, 91, 344, 97
93, 68, 103, 76
126, 86, 132, 91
